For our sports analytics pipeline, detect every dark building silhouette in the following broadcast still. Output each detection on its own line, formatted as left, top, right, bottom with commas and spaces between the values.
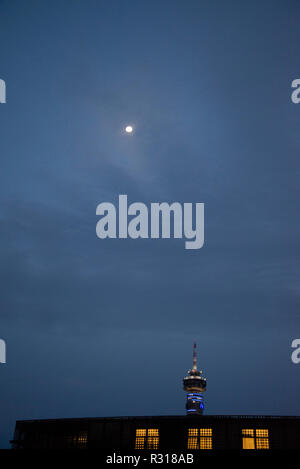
11, 415, 300, 450
11, 345, 300, 451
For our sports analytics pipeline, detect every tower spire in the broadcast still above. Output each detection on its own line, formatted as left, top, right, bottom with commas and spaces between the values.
192, 342, 197, 371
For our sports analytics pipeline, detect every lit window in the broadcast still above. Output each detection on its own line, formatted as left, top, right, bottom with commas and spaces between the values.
187, 437, 198, 449
65, 431, 88, 449
135, 437, 145, 449
256, 429, 268, 437
199, 428, 212, 436
77, 432, 88, 449
187, 428, 212, 450
188, 428, 198, 436
135, 429, 159, 450
256, 429, 269, 449
148, 429, 159, 436
242, 429, 269, 450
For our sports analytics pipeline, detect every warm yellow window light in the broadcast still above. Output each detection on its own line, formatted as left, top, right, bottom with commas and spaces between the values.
148, 428, 159, 436
135, 428, 159, 450
199, 437, 212, 449
256, 429, 269, 449
242, 429, 254, 436
187, 437, 198, 449
256, 429, 268, 437
199, 428, 212, 436
136, 429, 147, 436
242, 429, 269, 450
135, 437, 145, 449
187, 428, 212, 450
243, 436, 255, 449
188, 428, 198, 436
77, 432, 87, 449
147, 436, 159, 450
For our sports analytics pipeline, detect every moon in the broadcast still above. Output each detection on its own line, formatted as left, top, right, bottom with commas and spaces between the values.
125, 125, 133, 134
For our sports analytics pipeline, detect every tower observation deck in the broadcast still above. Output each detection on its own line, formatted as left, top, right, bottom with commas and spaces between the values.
183, 343, 207, 415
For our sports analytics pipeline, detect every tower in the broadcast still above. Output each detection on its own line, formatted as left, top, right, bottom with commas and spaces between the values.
183, 342, 207, 415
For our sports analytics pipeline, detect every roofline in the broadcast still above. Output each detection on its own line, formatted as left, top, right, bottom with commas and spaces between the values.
15, 414, 300, 424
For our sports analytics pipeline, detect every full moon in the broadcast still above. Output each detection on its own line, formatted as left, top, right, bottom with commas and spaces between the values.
125, 125, 133, 133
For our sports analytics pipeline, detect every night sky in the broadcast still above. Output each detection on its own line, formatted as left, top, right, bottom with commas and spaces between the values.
0, 0, 300, 449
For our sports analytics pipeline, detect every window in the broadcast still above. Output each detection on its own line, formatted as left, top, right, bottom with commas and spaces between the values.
77, 431, 88, 449
187, 428, 212, 450
135, 429, 159, 450
242, 429, 269, 450
64, 431, 88, 449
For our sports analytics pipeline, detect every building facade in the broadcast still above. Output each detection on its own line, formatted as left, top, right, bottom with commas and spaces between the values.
11, 415, 300, 450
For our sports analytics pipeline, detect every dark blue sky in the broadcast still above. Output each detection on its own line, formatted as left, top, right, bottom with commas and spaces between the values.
0, 0, 299, 448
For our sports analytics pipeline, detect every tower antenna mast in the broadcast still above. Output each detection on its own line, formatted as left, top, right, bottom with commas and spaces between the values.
193, 342, 197, 371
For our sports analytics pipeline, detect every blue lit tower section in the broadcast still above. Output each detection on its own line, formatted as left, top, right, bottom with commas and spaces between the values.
183, 343, 207, 415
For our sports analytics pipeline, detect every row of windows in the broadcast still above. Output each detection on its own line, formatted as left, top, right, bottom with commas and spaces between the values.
44, 427, 269, 450
135, 428, 269, 450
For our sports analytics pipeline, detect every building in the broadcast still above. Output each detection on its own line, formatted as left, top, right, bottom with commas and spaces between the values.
11, 345, 300, 450
11, 415, 300, 450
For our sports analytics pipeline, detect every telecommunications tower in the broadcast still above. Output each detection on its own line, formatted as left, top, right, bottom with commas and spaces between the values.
183, 343, 207, 415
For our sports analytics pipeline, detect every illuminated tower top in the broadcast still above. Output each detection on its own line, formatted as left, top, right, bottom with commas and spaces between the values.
183, 343, 207, 415
183, 342, 206, 392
